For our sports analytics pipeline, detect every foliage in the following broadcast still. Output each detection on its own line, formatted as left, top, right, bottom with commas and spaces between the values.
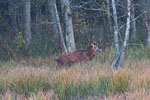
0, 0, 146, 59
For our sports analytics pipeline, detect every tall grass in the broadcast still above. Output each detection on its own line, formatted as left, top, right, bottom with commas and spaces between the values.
0, 46, 150, 99
0, 64, 137, 99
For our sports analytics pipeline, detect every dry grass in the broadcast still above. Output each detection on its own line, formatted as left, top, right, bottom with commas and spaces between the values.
0, 49, 150, 99
0, 90, 59, 100
103, 89, 150, 100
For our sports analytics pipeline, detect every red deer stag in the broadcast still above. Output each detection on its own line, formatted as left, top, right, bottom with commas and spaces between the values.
54, 42, 102, 66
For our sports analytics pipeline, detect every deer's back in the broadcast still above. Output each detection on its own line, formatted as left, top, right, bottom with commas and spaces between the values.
55, 50, 89, 65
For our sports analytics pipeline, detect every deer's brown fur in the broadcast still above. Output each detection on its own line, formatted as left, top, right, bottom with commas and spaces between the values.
54, 42, 102, 66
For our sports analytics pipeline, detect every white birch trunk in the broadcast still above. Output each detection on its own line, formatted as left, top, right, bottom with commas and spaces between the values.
119, 0, 131, 67
24, 0, 32, 49
61, 0, 76, 52
111, 0, 120, 69
48, 0, 68, 53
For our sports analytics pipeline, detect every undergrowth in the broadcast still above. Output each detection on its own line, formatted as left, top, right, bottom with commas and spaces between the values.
0, 46, 150, 99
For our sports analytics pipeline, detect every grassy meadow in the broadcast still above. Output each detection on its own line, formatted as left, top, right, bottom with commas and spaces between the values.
0, 46, 150, 100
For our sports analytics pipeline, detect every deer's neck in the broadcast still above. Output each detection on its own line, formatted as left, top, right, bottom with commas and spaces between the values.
86, 48, 96, 60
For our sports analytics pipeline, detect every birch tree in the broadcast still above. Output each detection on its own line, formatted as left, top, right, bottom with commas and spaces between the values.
48, 0, 68, 53
111, 0, 120, 69
60, 0, 76, 52
23, 0, 32, 49
119, 0, 131, 67
112, 0, 131, 69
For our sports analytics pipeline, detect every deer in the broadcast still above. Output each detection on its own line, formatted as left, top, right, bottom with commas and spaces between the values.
54, 41, 102, 66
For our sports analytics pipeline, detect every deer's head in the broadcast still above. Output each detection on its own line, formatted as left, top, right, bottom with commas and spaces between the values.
90, 41, 102, 52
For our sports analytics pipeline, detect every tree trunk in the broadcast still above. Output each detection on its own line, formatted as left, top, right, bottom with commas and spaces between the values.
106, 0, 112, 31
144, 0, 150, 48
35, 8, 41, 36
8, 0, 17, 39
144, 20, 150, 48
48, 0, 68, 53
23, 0, 32, 49
119, 0, 131, 67
103, 17, 109, 44
131, 0, 136, 40
60, 0, 76, 52
111, 0, 120, 69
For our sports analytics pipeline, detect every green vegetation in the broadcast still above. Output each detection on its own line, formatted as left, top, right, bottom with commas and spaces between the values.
0, 47, 150, 99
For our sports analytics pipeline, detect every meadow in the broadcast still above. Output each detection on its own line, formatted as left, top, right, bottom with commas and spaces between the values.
0, 46, 150, 100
